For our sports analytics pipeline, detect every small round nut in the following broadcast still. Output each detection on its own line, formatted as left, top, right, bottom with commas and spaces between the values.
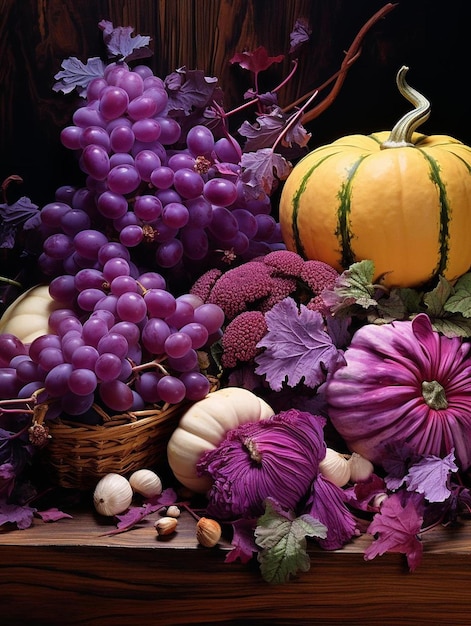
196, 517, 222, 548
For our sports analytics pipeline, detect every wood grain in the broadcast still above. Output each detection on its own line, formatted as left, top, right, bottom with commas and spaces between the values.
2, 508, 471, 625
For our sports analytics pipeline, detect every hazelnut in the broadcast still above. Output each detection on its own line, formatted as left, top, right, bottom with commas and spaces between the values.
155, 516, 178, 536
196, 517, 222, 547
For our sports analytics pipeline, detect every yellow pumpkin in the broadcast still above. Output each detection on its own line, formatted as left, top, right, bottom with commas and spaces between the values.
167, 387, 274, 493
279, 66, 471, 288
0, 285, 60, 343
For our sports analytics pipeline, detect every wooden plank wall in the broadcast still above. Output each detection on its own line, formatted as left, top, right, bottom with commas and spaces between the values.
1, 0, 470, 205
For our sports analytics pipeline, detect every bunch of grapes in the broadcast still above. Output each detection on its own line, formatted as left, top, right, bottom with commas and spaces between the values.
49, 61, 282, 280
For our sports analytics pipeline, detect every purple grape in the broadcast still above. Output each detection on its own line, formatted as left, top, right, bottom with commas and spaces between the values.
43, 233, 74, 259
214, 136, 241, 163
120, 224, 144, 247
127, 95, 158, 120
86, 77, 108, 101
168, 153, 196, 172
157, 375, 186, 404
180, 226, 209, 260
138, 272, 166, 290
73, 106, 106, 128
166, 349, 198, 373
112, 70, 144, 100
150, 165, 174, 190
95, 353, 123, 382
165, 300, 194, 328
77, 288, 107, 311
68, 368, 98, 396
194, 303, 225, 334
99, 379, 134, 411
75, 268, 106, 291
103, 257, 131, 282
186, 125, 215, 158
208, 206, 239, 241
178, 322, 209, 349
110, 321, 140, 346
99, 86, 130, 120
49, 274, 77, 303
204, 178, 238, 206
107, 164, 141, 194
82, 317, 109, 347
132, 118, 161, 142
71, 345, 99, 370
164, 332, 192, 358
116, 292, 147, 323
97, 191, 129, 220
44, 363, 73, 396
135, 371, 162, 403
97, 332, 129, 358
60, 209, 92, 236
141, 318, 170, 353
74, 229, 109, 260
61, 126, 82, 150
80, 126, 111, 151
144, 288, 176, 319
155, 239, 183, 268
98, 241, 131, 264
180, 371, 211, 401
134, 150, 162, 181
134, 194, 163, 222
186, 196, 213, 227
110, 275, 138, 296
155, 117, 181, 144
0, 368, 21, 398
161, 202, 189, 229
110, 125, 136, 152
173, 168, 204, 200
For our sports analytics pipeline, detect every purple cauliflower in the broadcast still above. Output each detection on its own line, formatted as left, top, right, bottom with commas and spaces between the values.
301, 260, 340, 312
221, 311, 268, 368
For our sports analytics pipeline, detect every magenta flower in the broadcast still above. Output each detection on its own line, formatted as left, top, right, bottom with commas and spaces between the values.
196, 409, 326, 520
326, 313, 471, 470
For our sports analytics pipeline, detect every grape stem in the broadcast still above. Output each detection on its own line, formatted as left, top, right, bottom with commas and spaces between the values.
131, 357, 170, 376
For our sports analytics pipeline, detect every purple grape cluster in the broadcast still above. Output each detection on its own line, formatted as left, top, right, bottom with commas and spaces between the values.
0, 268, 223, 418
52, 62, 283, 275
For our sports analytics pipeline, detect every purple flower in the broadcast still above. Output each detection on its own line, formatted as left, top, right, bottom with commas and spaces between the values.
197, 409, 326, 520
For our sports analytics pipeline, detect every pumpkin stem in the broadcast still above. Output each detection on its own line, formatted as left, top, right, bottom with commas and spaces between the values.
380, 66, 431, 149
421, 380, 448, 410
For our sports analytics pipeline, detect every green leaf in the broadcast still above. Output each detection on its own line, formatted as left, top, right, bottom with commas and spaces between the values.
444, 272, 471, 317
423, 275, 454, 317
395, 287, 425, 314
335, 260, 377, 309
254, 500, 327, 584
430, 315, 471, 338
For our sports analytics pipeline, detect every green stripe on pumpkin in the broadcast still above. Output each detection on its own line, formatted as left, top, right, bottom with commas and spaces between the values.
336, 155, 368, 269
290, 152, 340, 258
418, 149, 450, 278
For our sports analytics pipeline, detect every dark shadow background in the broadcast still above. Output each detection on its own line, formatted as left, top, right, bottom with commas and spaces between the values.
1, 0, 469, 206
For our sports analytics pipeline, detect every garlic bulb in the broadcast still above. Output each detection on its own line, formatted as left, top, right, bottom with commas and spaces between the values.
93, 473, 133, 516
129, 469, 162, 498
318, 448, 351, 487
348, 452, 374, 482
155, 516, 178, 536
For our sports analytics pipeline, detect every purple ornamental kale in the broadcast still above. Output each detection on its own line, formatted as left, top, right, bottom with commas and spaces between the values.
197, 409, 326, 520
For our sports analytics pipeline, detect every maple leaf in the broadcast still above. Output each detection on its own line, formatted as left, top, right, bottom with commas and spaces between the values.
238, 107, 311, 152
98, 20, 152, 61
166, 68, 219, 116
53, 57, 106, 97
240, 148, 291, 198
255, 297, 342, 391
364, 492, 424, 571
405, 451, 458, 502
230, 46, 284, 77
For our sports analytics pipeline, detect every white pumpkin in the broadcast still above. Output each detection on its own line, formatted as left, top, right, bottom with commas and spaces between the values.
167, 387, 274, 493
0, 285, 60, 343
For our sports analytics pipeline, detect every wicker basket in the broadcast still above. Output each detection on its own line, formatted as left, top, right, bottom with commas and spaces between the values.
38, 400, 189, 491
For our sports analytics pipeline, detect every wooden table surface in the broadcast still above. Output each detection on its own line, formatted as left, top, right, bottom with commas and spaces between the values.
2, 505, 471, 626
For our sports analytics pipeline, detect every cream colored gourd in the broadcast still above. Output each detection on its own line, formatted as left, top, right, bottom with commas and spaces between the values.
0, 285, 60, 343
167, 387, 274, 493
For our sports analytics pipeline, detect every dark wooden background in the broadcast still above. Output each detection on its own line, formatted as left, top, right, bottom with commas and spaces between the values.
1, 0, 470, 206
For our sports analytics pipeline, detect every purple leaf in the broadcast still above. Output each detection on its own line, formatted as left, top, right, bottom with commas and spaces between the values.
0, 500, 36, 530
238, 107, 311, 152
364, 491, 424, 571
289, 18, 312, 54
225, 517, 258, 564
240, 149, 291, 198
98, 20, 152, 61
36, 508, 73, 522
255, 297, 342, 391
405, 451, 458, 502
230, 46, 284, 77
166, 68, 219, 116
53, 57, 106, 97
